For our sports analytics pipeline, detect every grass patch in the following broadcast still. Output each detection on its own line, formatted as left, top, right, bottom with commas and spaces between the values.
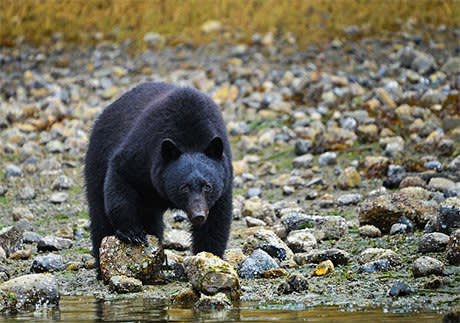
1, 0, 458, 49
0, 195, 10, 207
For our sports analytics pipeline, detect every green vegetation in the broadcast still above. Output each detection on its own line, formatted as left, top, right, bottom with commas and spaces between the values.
1, 0, 458, 49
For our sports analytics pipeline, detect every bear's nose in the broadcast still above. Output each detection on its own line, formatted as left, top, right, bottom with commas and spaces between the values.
191, 213, 206, 226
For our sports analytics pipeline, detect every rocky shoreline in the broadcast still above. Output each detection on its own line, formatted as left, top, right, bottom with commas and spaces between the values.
1, 29, 460, 315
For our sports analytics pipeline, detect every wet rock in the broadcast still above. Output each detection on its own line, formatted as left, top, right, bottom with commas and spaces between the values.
99, 235, 165, 284
413, 256, 444, 277
437, 197, 460, 234
194, 293, 232, 311
428, 178, 456, 193
359, 192, 437, 233
238, 249, 279, 279
292, 154, 313, 169
286, 230, 317, 253
418, 232, 449, 253
446, 229, 460, 265
173, 287, 200, 304
359, 225, 382, 238
243, 228, 294, 262
337, 167, 361, 189
280, 208, 347, 240
163, 229, 191, 251
337, 193, 362, 206
278, 273, 309, 294
37, 236, 72, 252
388, 281, 414, 297
109, 275, 143, 294
294, 248, 350, 266
358, 248, 401, 266
30, 254, 64, 273
183, 252, 240, 300
0, 226, 23, 257
49, 192, 68, 204
359, 259, 392, 273
0, 274, 59, 312
313, 260, 334, 276
51, 175, 73, 190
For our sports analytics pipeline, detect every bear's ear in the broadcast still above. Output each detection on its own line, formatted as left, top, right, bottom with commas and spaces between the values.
161, 139, 181, 162
205, 137, 223, 160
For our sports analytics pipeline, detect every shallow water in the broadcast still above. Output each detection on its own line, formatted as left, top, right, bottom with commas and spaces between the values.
0, 296, 446, 322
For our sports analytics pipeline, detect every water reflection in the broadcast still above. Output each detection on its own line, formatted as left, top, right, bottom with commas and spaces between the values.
1, 296, 447, 322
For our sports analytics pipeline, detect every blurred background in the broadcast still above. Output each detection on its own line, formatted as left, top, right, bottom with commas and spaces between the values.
1, 0, 459, 49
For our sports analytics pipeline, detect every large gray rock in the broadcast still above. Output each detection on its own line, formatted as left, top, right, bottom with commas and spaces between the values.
108, 275, 143, 294
99, 235, 165, 285
37, 235, 72, 251
285, 230, 317, 253
163, 229, 191, 251
437, 197, 460, 234
243, 228, 294, 261
418, 232, 449, 253
358, 248, 401, 266
183, 252, 240, 300
413, 256, 444, 277
446, 229, 460, 265
294, 248, 350, 266
30, 254, 64, 273
238, 249, 279, 279
0, 274, 59, 313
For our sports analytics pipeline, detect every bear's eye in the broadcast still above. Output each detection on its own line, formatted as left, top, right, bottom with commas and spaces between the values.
203, 183, 212, 192
179, 184, 189, 193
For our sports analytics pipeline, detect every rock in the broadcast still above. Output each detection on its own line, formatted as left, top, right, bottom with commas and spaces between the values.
201, 20, 223, 33
51, 175, 73, 190
428, 178, 456, 193
278, 273, 309, 294
99, 235, 165, 284
17, 186, 36, 200
418, 232, 449, 253
294, 248, 350, 266
262, 268, 289, 278
280, 209, 347, 240
358, 248, 401, 266
399, 176, 426, 188
364, 156, 390, 178
109, 275, 143, 294
357, 124, 378, 142
49, 192, 68, 204
286, 230, 317, 253
223, 248, 245, 269
359, 192, 437, 233
313, 260, 334, 276
337, 167, 361, 189
11, 207, 34, 221
4, 164, 22, 178
243, 228, 294, 262
390, 223, 410, 235
437, 197, 460, 234
0, 274, 59, 312
413, 256, 444, 277
388, 281, 414, 297
173, 288, 200, 304
163, 229, 191, 251
242, 197, 276, 225
0, 226, 23, 257
37, 236, 72, 251
194, 293, 232, 311
292, 154, 313, 169
359, 259, 392, 273
9, 248, 32, 260
359, 225, 382, 238
294, 140, 312, 156
399, 186, 431, 200
441, 57, 460, 75
446, 229, 460, 265
337, 193, 362, 206
411, 51, 437, 75
448, 155, 460, 171
318, 152, 337, 166
238, 249, 279, 279
245, 216, 266, 227
0, 247, 5, 261
183, 252, 240, 300
30, 254, 64, 273
22, 231, 42, 244
143, 32, 165, 48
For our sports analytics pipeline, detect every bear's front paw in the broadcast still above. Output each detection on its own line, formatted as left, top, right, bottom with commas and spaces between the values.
115, 227, 147, 245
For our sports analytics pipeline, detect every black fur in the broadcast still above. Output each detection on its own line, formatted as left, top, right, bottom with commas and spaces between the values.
84, 82, 233, 272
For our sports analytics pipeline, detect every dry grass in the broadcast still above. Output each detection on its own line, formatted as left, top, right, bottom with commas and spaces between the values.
1, 0, 459, 49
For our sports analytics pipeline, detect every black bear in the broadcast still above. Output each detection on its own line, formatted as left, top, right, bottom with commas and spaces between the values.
84, 82, 233, 272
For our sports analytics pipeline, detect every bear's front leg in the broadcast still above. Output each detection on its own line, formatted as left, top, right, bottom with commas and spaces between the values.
191, 190, 232, 257
104, 165, 147, 244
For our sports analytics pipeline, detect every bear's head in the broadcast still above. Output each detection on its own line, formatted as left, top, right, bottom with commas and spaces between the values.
159, 137, 225, 226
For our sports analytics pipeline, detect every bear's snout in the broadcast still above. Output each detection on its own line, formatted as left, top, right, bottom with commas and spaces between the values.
187, 194, 209, 226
